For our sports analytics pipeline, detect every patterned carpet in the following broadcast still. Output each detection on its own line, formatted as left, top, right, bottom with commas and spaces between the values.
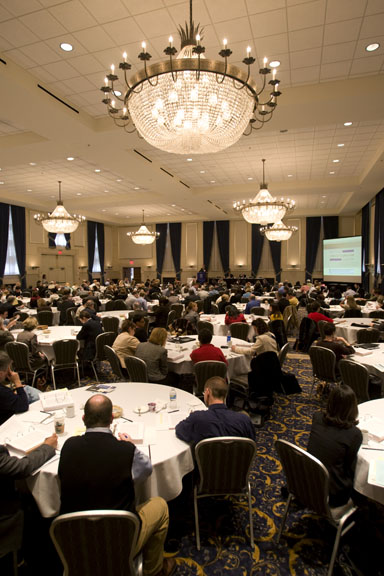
5, 355, 383, 576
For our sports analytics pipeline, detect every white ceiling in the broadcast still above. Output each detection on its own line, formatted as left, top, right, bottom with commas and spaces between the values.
0, 0, 383, 226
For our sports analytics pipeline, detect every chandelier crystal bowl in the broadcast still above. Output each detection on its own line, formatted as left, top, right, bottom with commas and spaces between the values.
260, 220, 298, 242
126, 211, 160, 245
34, 181, 85, 234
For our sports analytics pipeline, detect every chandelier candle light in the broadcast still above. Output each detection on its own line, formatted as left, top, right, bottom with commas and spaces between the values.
34, 181, 85, 233
101, 0, 281, 155
233, 159, 295, 225
127, 210, 160, 245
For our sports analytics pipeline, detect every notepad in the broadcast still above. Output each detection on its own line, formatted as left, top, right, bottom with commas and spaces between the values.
368, 459, 384, 488
117, 422, 145, 444
40, 389, 73, 411
6, 430, 45, 454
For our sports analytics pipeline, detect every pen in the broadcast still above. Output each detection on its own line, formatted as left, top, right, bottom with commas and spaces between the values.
168, 409, 179, 413
148, 444, 151, 462
121, 416, 133, 423
362, 447, 384, 451
40, 410, 52, 415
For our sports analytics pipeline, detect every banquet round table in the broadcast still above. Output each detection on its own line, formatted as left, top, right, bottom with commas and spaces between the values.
0, 382, 205, 517
333, 317, 375, 343
349, 343, 384, 386
198, 314, 256, 337
355, 398, 384, 505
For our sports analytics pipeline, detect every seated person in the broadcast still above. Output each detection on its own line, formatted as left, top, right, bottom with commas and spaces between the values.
58, 395, 175, 576
36, 298, 52, 312
269, 303, 283, 322
0, 352, 40, 425
224, 305, 247, 326
308, 301, 333, 325
316, 322, 354, 367
76, 310, 103, 366
244, 295, 260, 315
16, 317, 48, 371
232, 318, 278, 357
151, 298, 170, 329
341, 295, 361, 311
0, 331, 14, 351
217, 293, 230, 315
307, 385, 362, 507
183, 301, 200, 331
190, 329, 228, 365
132, 314, 148, 342
175, 377, 255, 444
0, 307, 20, 331
112, 319, 140, 368
135, 327, 178, 386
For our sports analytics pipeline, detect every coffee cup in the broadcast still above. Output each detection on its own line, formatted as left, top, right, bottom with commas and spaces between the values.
361, 429, 369, 445
65, 404, 75, 418
54, 412, 65, 435
148, 402, 156, 412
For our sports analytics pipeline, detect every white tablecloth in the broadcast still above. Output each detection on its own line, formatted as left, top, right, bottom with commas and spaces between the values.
198, 314, 255, 337
17, 306, 60, 326
355, 398, 384, 505
99, 310, 129, 326
0, 382, 205, 517
167, 335, 250, 379
349, 343, 384, 385
333, 318, 374, 343
34, 326, 82, 361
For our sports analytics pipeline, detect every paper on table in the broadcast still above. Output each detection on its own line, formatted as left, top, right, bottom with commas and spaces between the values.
363, 417, 384, 443
6, 430, 46, 454
368, 459, 384, 488
117, 422, 145, 444
21, 412, 51, 424
155, 411, 189, 430
374, 364, 384, 373
353, 348, 372, 356
167, 351, 184, 362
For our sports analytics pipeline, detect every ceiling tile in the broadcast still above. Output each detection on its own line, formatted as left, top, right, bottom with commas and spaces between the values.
4, 0, 42, 17
205, 0, 247, 23
19, 10, 67, 40
42, 60, 80, 81
73, 26, 116, 52
287, 0, 326, 31
289, 26, 323, 51
0, 18, 39, 47
290, 65, 320, 84
245, 0, 285, 14
121, 0, 164, 15
28, 65, 58, 84
290, 47, 322, 69
320, 60, 352, 79
63, 75, 96, 92
325, 0, 366, 24
102, 17, 143, 46
44, 33, 88, 57
214, 17, 252, 44
249, 9, 287, 38
350, 55, 384, 75
322, 42, 356, 64
80, 0, 130, 23
0, 4, 13, 21
167, 0, 211, 28
366, 0, 384, 16
324, 19, 361, 45
69, 53, 105, 74
359, 13, 384, 39
133, 9, 175, 38
19, 42, 62, 65
5, 47, 38, 67
254, 33, 289, 57
48, 0, 97, 32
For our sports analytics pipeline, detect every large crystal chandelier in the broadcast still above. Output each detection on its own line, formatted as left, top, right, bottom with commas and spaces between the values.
233, 159, 295, 225
260, 220, 298, 242
127, 210, 159, 245
34, 181, 85, 233
101, 0, 281, 155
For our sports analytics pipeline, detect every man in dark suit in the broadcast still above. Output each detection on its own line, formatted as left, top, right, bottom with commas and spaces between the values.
58, 395, 175, 576
57, 290, 75, 325
76, 311, 103, 365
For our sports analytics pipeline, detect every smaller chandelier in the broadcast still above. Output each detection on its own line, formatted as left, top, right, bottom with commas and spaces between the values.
260, 220, 298, 242
34, 181, 85, 233
233, 159, 295, 225
127, 210, 160, 245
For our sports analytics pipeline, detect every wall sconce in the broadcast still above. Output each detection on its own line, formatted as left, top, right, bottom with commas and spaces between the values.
290, 263, 297, 268
30, 266, 39, 270
106, 265, 112, 270
78, 265, 87, 270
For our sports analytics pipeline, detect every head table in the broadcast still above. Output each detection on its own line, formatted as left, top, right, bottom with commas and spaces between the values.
0, 382, 205, 518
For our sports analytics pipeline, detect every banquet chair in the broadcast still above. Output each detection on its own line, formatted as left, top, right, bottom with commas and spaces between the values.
275, 439, 357, 576
51, 340, 81, 389
5, 341, 48, 387
197, 321, 214, 335
194, 437, 257, 550
210, 303, 219, 315
37, 310, 54, 326
194, 361, 228, 397
101, 316, 120, 335
229, 322, 249, 341
196, 300, 204, 313
269, 320, 287, 350
317, 320, 328, 341
105, 300, 116, 311
15, 312, 29, 322
90, 332, 116, 382
308, 346, 340, 396
278, 342, 290, 368
22, 291, 31, 297
170, 303, 183, 319
124, 356, 148, 383
356, 328, 380, 344
250, 307, 265, 316
104, 345, 127, 381
112, 299, 127, 311
369, 310, 384, 319
50, 510, 142, 576
343, 309, 362, 319
338, 359, 370, 404
166, 309, 176, 330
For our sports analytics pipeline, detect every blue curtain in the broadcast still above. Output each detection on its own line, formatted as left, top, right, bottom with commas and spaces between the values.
87, 221, 96, 282
169, 223, 181, 279
96, 223, 104, 283
48, 232, 56, 248
251, 224, 264, 276
269, 241, 281, 282
64, 233, 71, 250
203, 221, 214, 272
0, 203, 9, 283
374, 189, 384, 278
362, 202, 370, 293
306, 217, 321, 281
11, 206, 26, 289
156, 223, 167, 280
216, 220, 230, 275
323, 216, 338, 240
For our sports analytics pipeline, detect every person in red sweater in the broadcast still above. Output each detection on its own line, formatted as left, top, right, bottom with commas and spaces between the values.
190, 329, 228, 365
308, 301, 333, 325
224, 305, 247, 326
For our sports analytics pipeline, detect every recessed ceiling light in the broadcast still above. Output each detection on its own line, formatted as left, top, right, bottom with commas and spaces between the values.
171, 204, 176, 207
329, 171, 335, 174
366, 42, 380, 52
0, 181, 4, 185
270, 60, 281, 68
333, 159, 340, 163
67, 156, 75, 161
29, 162, 37, 166
102, 209, 106, 212
200, 170, 205, 174
115, 213, 119, 215
50, 195, 55, 198
187, 158, 193, 162
344, 121, 353, 126
104, 190, 109, 193
287, 174, 293, 177
210, 180, 216, 183
247, 177, 253, 180
116, 179, 122, 182
181, 208, 185, 211
322, 195, 327, 198
76, 193, 82, 196
60, 42, 73, 52
337, 143, 344, 147
134, 186, 140, 190
95, 168, 101, 173
113, 90, 122, 96
27, 188, 32, 192
167, 213, 171, 216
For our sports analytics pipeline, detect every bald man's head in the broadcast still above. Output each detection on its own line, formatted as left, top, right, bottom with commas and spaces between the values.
83, 394, 113, 428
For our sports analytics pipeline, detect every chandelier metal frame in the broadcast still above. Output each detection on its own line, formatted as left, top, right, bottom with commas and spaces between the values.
100, 0, 281, 154
34, 181, 85, 234
233, 159, 295, 226
126, 210, 160, 245
260, 220, 298, 242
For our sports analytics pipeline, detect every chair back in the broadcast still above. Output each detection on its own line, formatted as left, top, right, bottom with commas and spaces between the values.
196, 300, 204, 313
104, 345, 126, 380
278, 342, 290, 367
52, 340, 79, 367
125, 356, 148, 382
269, 319, 287, 350
339, 359, 370, 404
170, 303, 183, 319
65, 307, 78, 326
22, 291, 31, 297
37, 310, 54, 326
94, 332, 116, 361
229, 322, 249, 341
356, 328, 380, 344
297, 317, 317, 352
105, 300, 115, 311
5, 341, 33, 372
113, 300, 127, 311
17, 312, 29, 322
197, 321, 214, 335
241, 297, 249, 303
210, 303, 219, 315
50, 510, 140, 576
195, 437, 256, 495
248, 351, 282, 398
101, 316, 120, 335
317, 320, 328, 341
343, 309, 362, 318
194, 361, 228, 397
275, 439, 332, 520
166, 309, 176, 329
309, 346, 337, 383
369, 310, 384, 319
250, 307, 264, 316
